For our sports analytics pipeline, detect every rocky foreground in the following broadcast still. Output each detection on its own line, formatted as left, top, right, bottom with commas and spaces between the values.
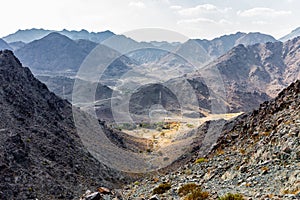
83, 81, 300, 199
0, 50, 135, 200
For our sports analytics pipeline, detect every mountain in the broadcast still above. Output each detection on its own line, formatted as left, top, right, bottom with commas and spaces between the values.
15, 32, 88, 73
8, 41, 26, 51
75, 39, 98, 54
120, 79, 300, 199
0, 50, 135, 199
279, 27, 300, 42
14, 32, 136, 77
36, 75, 116, 121
148, 32, 277, 83
0, 39, 12, 50
123, 32, 276, 72
2, 28, 52, 43
185, 36, 300, 112
102, 34, 169, 64
3, 28, 115, 43
189, 32, 277, 61
58, 29, 115, 43
128, 83, 182, 122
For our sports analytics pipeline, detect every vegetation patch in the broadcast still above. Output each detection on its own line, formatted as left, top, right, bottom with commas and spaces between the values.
195, 157, 208, 164
152, 183, 171, 194
178, 183, 209, 200
218, 193, 244, 200
186, 123, 194, 128
178, 183, 199, 197
184, 188, 209, 200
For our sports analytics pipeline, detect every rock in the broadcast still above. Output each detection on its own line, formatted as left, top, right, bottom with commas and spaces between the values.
239, 166, 248, 173
283, 146, 292, 154
80, 190, 102, 200
84, 192, 101, 200
98, 187, 111, 195
149, 194, 160, 200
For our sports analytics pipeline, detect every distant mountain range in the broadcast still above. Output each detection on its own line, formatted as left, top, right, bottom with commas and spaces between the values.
3, 26, 300, 49
3, 28, 115, 43
193, 32, 277, 59
8, 30, 278, 74
130, 35, 300, 117
2, 28, 300, 116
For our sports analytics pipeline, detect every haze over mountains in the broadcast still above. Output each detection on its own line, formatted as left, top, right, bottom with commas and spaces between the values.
0, 39, 12, 50
3, 28, 115, 44
192, 32, 276, 59
0, 28, 298, 117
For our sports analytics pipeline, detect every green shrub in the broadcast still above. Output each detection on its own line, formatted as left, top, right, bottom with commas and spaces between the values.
195, 158, 208, 164
218, 193, 244, 200
152, 183, 171, 194
186, 124, 194, 128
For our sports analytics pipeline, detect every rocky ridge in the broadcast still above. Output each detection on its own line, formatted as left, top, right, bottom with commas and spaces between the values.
0, 50, 134, 199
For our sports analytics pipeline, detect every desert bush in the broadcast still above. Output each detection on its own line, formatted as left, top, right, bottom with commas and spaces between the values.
184, 188, 209, 200
195, 158, 208, 164
186, 123, 194, 128
218, 193, 244, 200
178, 183, 199, 196
152, 183, 171, 194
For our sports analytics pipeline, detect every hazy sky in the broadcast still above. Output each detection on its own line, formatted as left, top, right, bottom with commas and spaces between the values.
1, 0, 299, 40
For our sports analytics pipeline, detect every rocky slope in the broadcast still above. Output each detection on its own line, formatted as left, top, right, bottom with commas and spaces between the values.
118, 79, 300, 199
0, 50, 136, 199
187, 36, 300, 112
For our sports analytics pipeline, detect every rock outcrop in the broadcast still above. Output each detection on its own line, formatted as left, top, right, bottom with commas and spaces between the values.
0, 50, 131, 199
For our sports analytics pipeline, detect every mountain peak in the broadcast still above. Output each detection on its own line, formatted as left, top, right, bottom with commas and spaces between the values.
0, 49, 21, 66
44, 32, 72, 40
